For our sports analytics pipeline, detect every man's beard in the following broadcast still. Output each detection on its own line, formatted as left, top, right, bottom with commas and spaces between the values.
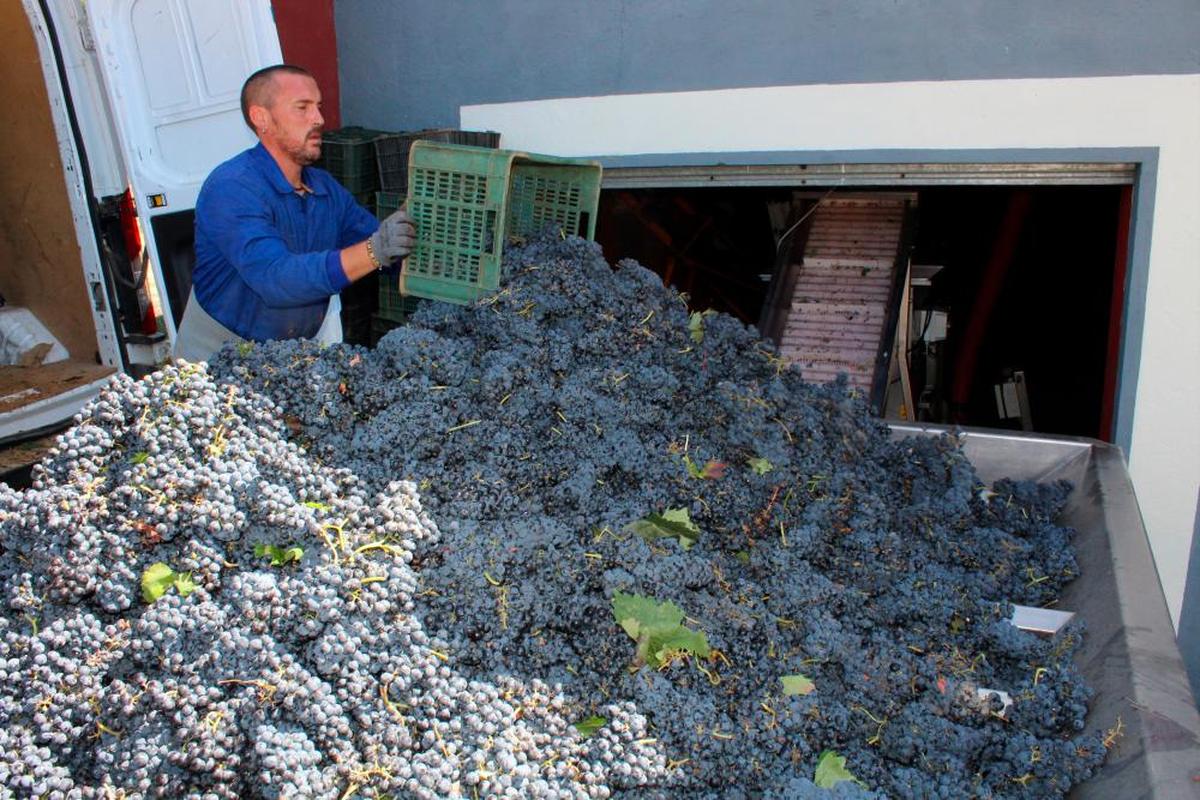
289, 136, 322, 166
274, 121, 322, 166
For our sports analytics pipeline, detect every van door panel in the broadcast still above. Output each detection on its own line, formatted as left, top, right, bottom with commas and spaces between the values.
92, 0, 279, 204
86, 0, 280, 335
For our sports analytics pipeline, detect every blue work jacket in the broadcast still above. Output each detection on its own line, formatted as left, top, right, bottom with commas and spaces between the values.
192, 143, 379, 341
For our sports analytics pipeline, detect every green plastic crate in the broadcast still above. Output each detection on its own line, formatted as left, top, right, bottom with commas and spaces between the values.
375, 191, 405, 220
317, 126, 385, 193
400, 141, 602, 304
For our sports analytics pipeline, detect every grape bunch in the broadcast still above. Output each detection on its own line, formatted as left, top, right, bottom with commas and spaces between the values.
0, 234, 1111, 798
0, 364, 670, 798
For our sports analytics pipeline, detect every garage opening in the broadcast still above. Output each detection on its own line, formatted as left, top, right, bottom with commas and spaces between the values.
596, 165, 1132, 442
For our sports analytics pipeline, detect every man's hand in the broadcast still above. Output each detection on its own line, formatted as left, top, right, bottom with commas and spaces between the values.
342, 209, 416, 283
369, 209, 416, 265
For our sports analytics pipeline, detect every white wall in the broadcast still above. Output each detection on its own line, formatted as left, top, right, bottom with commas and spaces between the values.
463, 74, 1200, 626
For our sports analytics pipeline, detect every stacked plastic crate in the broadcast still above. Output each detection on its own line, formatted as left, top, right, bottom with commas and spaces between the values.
313, 127, 385, 345
315, 127, 385, 213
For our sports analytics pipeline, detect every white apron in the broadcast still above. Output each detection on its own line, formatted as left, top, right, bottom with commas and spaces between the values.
172, 288, 342, 363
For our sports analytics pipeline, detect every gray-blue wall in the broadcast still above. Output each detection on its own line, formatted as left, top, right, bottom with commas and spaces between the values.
335, 0, 1200, 131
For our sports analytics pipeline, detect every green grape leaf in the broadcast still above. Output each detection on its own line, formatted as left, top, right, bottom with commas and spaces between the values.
173, 572, 196, 597
747, 457, 774, 475
303, 501, 331, 512
688, 310, 715, 343
612, 591, 683, 640
131, 451, 149, 465
573, 715, 607, 738
626, 507, 701, 550
682, 453, 725, 481
141, 562, 177, 604
814, 749, 862, 789
649, 626, 711, 665
142, 562, 196, 602
611, 591, 709, 668
781, 673, 816, 696
255, 543, 304, 567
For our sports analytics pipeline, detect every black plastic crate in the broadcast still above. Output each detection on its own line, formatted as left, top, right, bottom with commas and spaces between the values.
377, 272, 423, 324
374, 191, 405, 220
316, 126, 385, 194
352, 190, 375, 215
450, 130, 501, 148
374, 130, 501, 192
374, 128, 461, 192
339, 271, 378, 347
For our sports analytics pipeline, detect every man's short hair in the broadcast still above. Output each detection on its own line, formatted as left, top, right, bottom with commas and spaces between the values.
240, 64, 314, 131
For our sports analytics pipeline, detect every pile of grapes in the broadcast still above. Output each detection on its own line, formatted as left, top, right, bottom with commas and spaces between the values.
0, 236, 1110, 798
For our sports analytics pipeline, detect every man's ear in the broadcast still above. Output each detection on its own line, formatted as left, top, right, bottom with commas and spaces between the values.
248, 105, 270, 134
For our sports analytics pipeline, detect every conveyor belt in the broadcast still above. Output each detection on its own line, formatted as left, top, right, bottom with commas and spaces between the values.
777, 196, 909, 390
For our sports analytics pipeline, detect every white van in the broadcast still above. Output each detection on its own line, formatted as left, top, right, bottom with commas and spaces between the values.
2, 0, 281, 447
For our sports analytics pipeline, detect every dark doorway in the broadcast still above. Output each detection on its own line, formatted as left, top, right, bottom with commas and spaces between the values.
596, 183, 1126, 441
909, 186, 1124, 440
597, 188, 788, 324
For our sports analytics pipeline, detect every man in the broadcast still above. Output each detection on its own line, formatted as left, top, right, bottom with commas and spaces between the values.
174, 64, 414, 361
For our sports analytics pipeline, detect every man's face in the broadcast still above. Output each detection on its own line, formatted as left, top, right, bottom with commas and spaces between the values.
257, 73, 324, 167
